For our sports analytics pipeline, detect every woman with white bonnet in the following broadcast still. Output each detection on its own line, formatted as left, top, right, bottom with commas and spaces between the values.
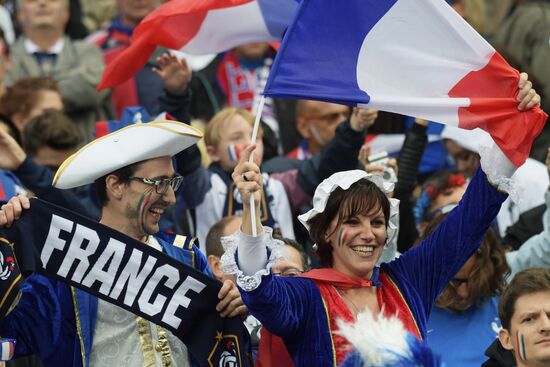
221, 77, 542, 366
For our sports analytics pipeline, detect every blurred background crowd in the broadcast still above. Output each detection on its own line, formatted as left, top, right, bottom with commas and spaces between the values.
0, 0, 549, 366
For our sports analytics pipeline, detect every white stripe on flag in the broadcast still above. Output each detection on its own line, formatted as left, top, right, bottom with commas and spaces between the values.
182, 2, 273, 54
357, 0, 494, 125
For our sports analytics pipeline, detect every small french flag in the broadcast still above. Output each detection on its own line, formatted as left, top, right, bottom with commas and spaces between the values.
0, 338, 15, 361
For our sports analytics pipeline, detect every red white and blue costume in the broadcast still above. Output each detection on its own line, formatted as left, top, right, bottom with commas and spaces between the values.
223, 167, 507, 366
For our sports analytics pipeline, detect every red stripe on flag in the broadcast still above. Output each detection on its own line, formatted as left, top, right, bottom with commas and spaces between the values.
98, 0, 254, 90
449, 52, 547, 167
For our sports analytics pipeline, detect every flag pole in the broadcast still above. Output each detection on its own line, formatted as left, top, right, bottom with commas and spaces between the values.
249, 95, 266, 237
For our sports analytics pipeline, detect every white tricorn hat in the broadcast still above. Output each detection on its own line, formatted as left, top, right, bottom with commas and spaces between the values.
52, 120, 203, 189
440, 126, 493, 154
298, 170, 399, 243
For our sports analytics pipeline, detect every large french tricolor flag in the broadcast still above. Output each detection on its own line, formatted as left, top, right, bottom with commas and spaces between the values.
98, 0, 297, 90
263, 0, 547, 167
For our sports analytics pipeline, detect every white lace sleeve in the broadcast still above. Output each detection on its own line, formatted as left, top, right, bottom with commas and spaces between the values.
479, 143, 518, 201
220, 226, 286, 291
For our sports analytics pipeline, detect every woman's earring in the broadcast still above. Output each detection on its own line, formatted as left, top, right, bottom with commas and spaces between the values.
312, 243, 319, 252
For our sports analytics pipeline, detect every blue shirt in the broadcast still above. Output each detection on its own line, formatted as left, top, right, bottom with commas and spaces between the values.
427, 297, 501, 367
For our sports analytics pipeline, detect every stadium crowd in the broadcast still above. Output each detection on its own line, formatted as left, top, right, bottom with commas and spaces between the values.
0, 0, 549, 366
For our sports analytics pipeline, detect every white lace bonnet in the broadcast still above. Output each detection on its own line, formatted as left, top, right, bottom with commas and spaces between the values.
298, 170, 400, 243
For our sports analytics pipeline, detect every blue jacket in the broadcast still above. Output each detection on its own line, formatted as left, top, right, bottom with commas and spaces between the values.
1, 233, 211, 367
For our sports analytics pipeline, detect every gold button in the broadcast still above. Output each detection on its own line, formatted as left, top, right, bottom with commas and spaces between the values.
155, 343, 162, 352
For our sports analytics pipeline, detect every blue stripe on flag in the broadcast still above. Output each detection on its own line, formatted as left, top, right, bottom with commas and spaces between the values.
257, 0, 298, 38
264, 0, 397, 105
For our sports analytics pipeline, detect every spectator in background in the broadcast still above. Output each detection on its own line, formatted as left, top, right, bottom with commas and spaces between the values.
205, 213, 309, 366
441, 126, 548, 239
205, 215, 243, 283
7, 0, 112, 142
0, 112, 90, 215
87, 0, 165, 118
448, 0, 487, 34
484, 268, 550, 367
64, 0, 88, 40
494, 0, 550, 162
80, 0, 117, 33
196, 107, 296, 246
482, 0, 515, 40
22, 109, 81, 173
0, 3, 15, 45
271, 236, 309, 277
494, 0, 550, 113
428, 213, 550, 367
0, 77, 63, 141
255, 236, 308, 367
188, 43, 299, 159
414, 169, 468, 235
289, 100, 378, 160
420, 148, 550, 366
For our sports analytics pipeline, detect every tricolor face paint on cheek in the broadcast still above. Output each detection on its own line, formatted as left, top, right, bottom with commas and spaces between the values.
136, 189, 156, 235
517, 330, 527, 362
227, 144, 245, 163
337, 228, 348, 247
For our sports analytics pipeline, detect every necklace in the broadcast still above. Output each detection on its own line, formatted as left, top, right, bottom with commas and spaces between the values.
333, 286, 361, 316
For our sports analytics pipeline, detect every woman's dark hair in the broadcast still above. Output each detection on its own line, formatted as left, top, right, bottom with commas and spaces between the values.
420, 212, 510, 311
307, 179, 390, 268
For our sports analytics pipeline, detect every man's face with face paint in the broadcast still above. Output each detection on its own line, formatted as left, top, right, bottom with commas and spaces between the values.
499, 291, 550, 367
121, 156, 177, 237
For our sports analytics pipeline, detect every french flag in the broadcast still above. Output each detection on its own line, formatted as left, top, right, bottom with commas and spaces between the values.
98, 0, 297, 90
264, 0, 547, 167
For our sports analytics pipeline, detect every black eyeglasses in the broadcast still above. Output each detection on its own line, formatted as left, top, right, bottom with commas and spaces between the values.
129, 175, 183, 194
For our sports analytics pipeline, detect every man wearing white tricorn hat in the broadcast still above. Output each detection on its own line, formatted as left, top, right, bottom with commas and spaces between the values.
0, 119, 246, 366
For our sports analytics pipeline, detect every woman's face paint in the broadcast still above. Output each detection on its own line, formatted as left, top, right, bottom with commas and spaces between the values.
337, 228, 347, 247
517, 330, 527, 361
